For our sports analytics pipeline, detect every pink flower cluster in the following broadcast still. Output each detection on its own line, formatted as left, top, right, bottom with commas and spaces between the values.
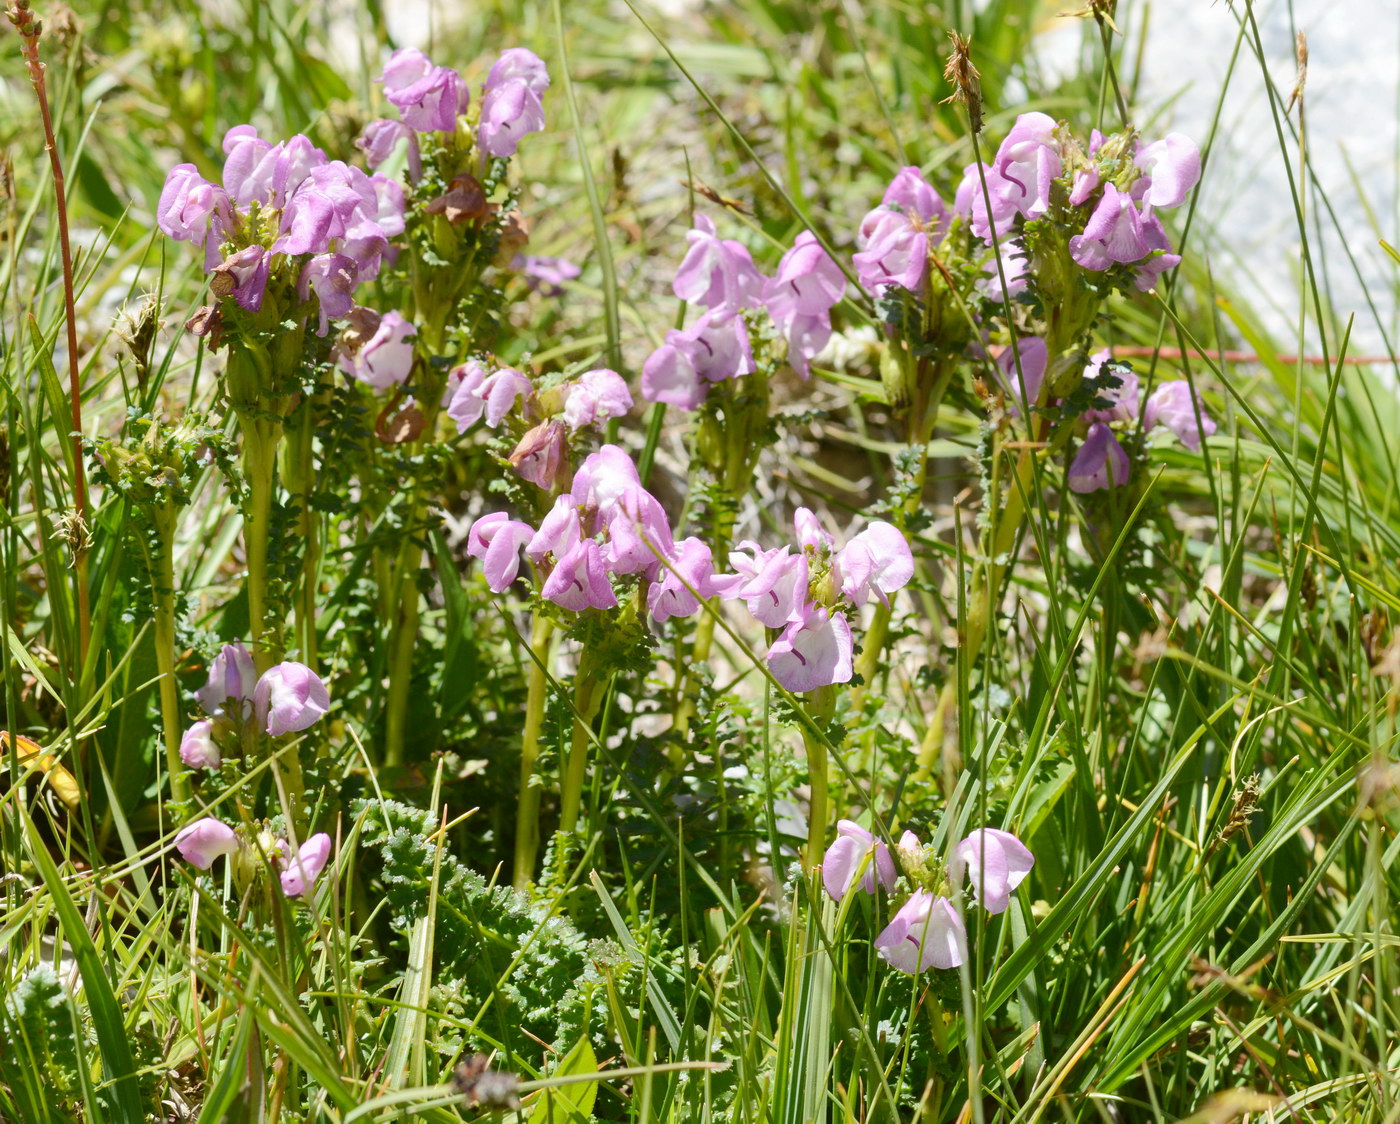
1068, 350, 1217, 494
712, 508, 913, 692
179, 642, 331, 771
822, 823, 1034, 974
358, 47, 548, 184
158, 128, 406, 335
642, 215, 846, 408
173, 818, 333, 899
951, 113, 1201, 291
854, 166, 949, 294
445, 361, 633, 488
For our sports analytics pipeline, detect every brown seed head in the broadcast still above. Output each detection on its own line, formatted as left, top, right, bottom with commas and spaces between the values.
941, 31, 983, 134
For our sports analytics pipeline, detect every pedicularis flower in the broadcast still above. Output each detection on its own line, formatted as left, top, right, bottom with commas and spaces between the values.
174, 817, 239, 870
1144, 380, 1217, 450
854, 166, 949, 294
875, 891, 966, 972
1069, 421, 1131, 494
381, 47, 470, 133
157, 125, 405, 336
950, 828, 1036, 914
278, 833, 334, 898
479, 48, 550, 157
180, 719, 220, 771
445, 360, 534, 432
337, 309, 417, 390
822, 820, 898, 901
195, 642, 256, 717
254, 663, 332, 737
712, 507, 913, 693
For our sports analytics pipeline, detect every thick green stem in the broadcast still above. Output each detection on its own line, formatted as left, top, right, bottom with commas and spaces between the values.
803, 685, 836, 869
383, 558, 421, 767
242, 421, 281, 675
559, 671, 605, 839
513, 613, 555, 889
146, 521, 189, 805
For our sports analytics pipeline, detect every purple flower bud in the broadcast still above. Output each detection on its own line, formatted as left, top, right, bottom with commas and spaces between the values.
179, 719, 220, 771
157, 164, 234, 270
357, 119, 422, 184
648, 536, 715, 622
508, 420, 568, 488
446, 360, 534, 432
542, 539, 618, 611
767, 606, 853, 693
874, 891, 966, 973
836, 521, 914, 608
951, 828, 1035, 914
1068, 167, 1100, 207
195, 642, 256, 717
479, 78, 546, 158
468, 513, 537, 592
174, 817, 239, 870
672, 214, 765, 310
1133, 133, 1201, 211
338, 310, 416, 390
822, 820, 897, 901
279, 832, 333, 897
794, 507, 835, 551
298, 253, 359, 337
1068, 421, 1131, 493
562, 368, 632, 431
1144, 380, 1215, 450
253, 662, 330, 737
381, 48, 469, 133
1069, 183, 1148, 272
486, 48, 550, 97
210, 246, 270, 313
1082, 349, 1139, 424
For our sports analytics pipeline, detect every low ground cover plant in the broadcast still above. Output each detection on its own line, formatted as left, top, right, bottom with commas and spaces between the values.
1, 0, 1396, 1120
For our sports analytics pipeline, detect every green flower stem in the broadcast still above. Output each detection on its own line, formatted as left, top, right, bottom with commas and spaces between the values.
558, 667, 606, 839
513, 611, 555, 889
803, 684, 837, 869
383, 550, 421, 767
242, 419, 282, 675
284, 385, 323, 667
143, 510, 189, 806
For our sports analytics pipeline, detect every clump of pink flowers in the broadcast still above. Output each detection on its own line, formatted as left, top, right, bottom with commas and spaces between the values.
174, 817, 334, 900
821, 822, 1035, 975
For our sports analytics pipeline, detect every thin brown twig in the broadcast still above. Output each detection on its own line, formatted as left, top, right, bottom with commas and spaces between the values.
8, 1, 90, 675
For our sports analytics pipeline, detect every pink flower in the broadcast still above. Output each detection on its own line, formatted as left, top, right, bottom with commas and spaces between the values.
713, 543, 809, 628
357, 119, 422, 183
996, 336, 1048, 411
765, 231, 846, 316
298, 253, 359, 337
1132, 133, 1201, 211
156, 164, 233, 270
221, 125, 279, 208
174, 817, 239, 870
1082, 349, 1139, 424
542, 540, 617, 611
195, 642, 256, 717
446, 360, 533, 431
991, 111, 1061, 222
1144, 380, 1215, 450
1068, 421, 1131, 493
874, 891, 966, 973
1132, 212, 1181, 291
253, 662, 330, 737
467, 513, 536, 592
339, 310, 416, 390
563, 368, 633, 431
641, 308, 754, 409
836, 522, 914, 609
672, 214, 765, 310
179, 719, 220, 771
854, 210, 928, 293
767, 606, 853, 693
479, 78, 546, 157
486, 48, 551, 97
279, 833, 333, 898
515, 253, 580, 295
951, 828, 1035, 914
1069, 183, 1148, 272
381, 48, 468, 133
648, 537, 715, 622
821, 820, 897, 901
